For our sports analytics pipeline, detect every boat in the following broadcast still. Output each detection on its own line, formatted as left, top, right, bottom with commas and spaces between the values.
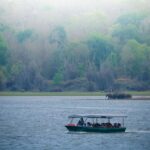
65, 114, 127, 133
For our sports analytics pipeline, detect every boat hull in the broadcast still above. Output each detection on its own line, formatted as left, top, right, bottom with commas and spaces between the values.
65, 125, 126, 133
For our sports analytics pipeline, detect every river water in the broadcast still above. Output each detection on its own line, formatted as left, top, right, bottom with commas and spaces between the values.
0, 96, 150, 150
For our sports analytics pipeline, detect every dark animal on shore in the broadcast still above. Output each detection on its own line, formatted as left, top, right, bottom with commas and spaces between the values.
106, 93, 132, 99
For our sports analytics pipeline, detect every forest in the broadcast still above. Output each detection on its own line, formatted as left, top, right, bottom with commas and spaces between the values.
0, 0, 150, 92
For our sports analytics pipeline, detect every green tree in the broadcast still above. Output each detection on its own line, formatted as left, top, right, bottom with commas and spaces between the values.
53, 71, 63, 85
112, 24, 140, 43
121, 39, 150, 80
0, 67, 6, 90
117, 13, 146, 26
17, 29, 33, 43
0, 35, 7, 65
87, 35, 113, 68
112, 12, 147, 44
49, 26, 67, 49
0, 34, 8, 89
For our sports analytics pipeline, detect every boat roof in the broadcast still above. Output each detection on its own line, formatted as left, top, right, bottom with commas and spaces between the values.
68, 114, 127, 119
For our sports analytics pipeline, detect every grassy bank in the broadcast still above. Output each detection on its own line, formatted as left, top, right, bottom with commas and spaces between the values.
0, 91, 150, 96
127, 91, 150, 96
0, 91, 105, 96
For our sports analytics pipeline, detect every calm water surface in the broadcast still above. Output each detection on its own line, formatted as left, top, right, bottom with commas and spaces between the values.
0, 96, 150, 150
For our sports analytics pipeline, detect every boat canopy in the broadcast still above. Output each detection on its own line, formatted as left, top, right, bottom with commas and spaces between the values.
68, 114, 127, 119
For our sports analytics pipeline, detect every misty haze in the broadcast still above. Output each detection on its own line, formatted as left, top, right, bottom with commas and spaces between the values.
0, 0, 150, 92
0, 1, 150, 150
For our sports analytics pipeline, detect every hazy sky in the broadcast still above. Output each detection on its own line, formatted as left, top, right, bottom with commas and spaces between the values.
0, 0, 149, 40
0, 0, 126, 26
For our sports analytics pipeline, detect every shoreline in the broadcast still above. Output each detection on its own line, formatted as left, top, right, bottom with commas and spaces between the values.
1, 91, 105, 96
0, 91, 150, 99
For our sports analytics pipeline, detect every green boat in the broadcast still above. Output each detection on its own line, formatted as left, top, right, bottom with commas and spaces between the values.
65, 114, 127, 133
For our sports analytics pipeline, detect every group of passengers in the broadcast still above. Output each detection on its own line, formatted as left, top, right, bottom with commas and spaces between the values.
77, 117, 121, 128
87, 122, 121, 128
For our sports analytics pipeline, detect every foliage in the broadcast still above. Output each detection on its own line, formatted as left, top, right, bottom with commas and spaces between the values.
0, 0, 150, 91
17, 29, 33, 43
53, 71, 63, 85
0, 35, 7, 65
87, 36, 113, 68
49, 26, 67, 49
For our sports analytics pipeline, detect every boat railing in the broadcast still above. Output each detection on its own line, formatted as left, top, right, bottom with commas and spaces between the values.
67, 114, 127, 128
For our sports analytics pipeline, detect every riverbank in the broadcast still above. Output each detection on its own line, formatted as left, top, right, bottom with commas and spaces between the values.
0, 91, 105, 96
0, 91, 150, 96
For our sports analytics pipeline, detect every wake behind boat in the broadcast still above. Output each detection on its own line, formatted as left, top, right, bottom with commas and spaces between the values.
65, 114, 127, 133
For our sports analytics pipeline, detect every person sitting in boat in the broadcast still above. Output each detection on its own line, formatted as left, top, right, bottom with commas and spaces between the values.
77, 117, 85, 126
93, 123, 100, 127
100, 123, 105, 128
106, 122, 113, 128
117, 123, 121, 128
87, 122, 92, 127
114, 123, 117, 128
114, 123, 121, 128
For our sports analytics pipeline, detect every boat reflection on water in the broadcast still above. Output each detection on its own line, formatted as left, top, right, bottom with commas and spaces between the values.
65, 114, 127, 133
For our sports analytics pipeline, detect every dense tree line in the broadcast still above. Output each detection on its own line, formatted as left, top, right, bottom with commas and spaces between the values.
0, 0, 150, 91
